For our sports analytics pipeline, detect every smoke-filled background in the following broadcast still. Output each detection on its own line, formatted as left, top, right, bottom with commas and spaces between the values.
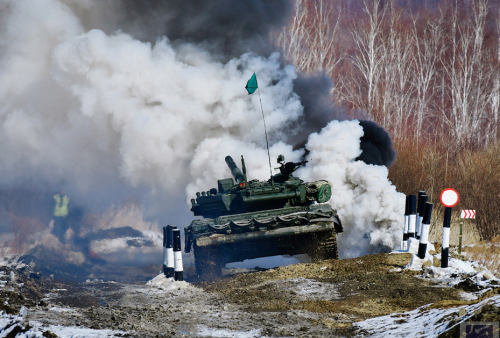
0, 0, 400, 281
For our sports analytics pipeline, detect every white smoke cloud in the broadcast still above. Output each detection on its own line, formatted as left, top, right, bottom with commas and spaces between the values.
297, 120, 405, 257
0, 0, 302, 210
0, 0, 404, 264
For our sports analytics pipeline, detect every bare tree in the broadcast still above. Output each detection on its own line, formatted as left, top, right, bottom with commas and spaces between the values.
344, 0, 387, 116
382, 3, 415, 141
443, 0, 490, 149
276, 0, 311, 70
277, 0, 500, 147
277, 0, 344, 77
305, 0, 343, 74
485, 8, 500, 144
410, 11, 445, 144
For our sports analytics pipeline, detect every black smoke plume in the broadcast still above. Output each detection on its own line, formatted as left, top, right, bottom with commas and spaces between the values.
290, 73, 349, 149
356, 120, 396, 167
290, 73, 396, 167
116, 0, 293, 59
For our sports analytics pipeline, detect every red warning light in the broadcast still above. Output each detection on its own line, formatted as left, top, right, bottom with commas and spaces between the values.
239, 182, 246, 188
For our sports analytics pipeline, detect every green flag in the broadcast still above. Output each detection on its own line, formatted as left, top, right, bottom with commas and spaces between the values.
245, 73, 258, 94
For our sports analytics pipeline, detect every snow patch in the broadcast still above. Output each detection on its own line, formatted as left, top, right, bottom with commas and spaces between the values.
406, 253, 433, 270
421, 257, 499, 288
197, 325, 262, 338
459, 291, 478, 301
393, 238, 435, 256
0, 306, 126, 338
28, 322, 127, 338
146, 273, 200, 292
354, 294, 500, 337
277, 277, 341, 301
49, 306, 78, 313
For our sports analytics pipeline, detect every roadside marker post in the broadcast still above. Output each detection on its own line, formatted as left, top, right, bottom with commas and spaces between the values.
173, 229, 184, 281
162, 226, 168, 275
441, 207, 452, 267
440, 189, 460, 268
408, 195, 417, 238
164, 225, 176, 278
459, 210, 476, 254
416, 192, 427, 240
401, 195, 409, 250
418, 202, 433, 259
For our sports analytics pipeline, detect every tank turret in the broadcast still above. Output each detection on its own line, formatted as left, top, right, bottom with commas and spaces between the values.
190, 155, 333, 218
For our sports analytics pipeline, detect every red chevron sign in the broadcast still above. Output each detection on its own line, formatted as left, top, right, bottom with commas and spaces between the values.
460, 210, 476, 219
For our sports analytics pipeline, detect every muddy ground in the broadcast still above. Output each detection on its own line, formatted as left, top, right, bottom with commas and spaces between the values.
1, 253, 499, 337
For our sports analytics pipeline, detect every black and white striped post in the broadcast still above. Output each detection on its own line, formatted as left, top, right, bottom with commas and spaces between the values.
408, 195, 417, 238
162, 226, 168, 274
418, 202, 433, 259
441, 207, 452, 268
439, 188, 460, 268
401, 195, 409, 250
416, 191, 427, 240
416, 193, 428, 240
164, 225, 175, 278
173, 229, 183, 281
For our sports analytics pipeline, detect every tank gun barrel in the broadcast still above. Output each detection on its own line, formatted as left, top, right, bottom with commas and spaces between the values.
225, 156, 245, 183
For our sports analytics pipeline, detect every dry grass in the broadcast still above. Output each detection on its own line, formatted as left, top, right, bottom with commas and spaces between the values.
426, 212, 500, 278
461, 236, 500, 278
428, 214, 480, 248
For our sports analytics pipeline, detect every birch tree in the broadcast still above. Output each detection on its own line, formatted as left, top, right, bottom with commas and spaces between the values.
444, 0, 490, 149
411, 11, 445, 144
486, 9, 500, 144
345, 0, 387, 116
277, 0, 343, 76
383, 4, 414, 141
276, 0, 310, 70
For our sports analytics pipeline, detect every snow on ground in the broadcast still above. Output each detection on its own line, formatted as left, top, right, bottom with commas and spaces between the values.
197, 325, 262, 338
393, 238, 500, 289
393, 238, 435, 270
0, 256, 23, 268
0, 306, 127, 338
459, 291, 478, 301
276, 277, 341, 301
420, 257, 500, 289
146, 273, 201, 292
23, 323, 127, 338
48, 306, 78, 314
355, 294, 500, 338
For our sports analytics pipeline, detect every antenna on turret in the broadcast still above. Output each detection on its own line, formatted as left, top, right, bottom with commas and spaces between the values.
241, 155, 247, 182
245, 72, 273, 185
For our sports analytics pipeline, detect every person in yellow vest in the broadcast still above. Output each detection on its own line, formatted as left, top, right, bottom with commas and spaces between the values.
52, 190, 70, 243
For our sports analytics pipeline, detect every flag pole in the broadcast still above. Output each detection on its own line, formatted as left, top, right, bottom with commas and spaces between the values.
254, 73, 273, 184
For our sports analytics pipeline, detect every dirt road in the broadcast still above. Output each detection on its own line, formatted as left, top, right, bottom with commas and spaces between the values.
1, 252, 499, 337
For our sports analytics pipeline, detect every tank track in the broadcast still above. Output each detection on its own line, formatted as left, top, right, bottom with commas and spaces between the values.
194, 245, 222, 280
321, 231, 339, 260
307, 231, 338, 262
192, 223, 339, 280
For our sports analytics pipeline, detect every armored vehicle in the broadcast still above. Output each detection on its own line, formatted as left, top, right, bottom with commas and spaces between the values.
184, 155, 343, 278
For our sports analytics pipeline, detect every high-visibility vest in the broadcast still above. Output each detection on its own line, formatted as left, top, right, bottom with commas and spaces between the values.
53, 194, 69, 217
